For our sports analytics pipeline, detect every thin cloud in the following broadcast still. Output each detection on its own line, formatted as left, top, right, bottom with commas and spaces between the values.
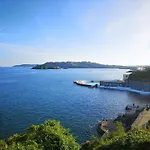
1, 1, 150, 66
104, 0, 150, 55
76, 0, 150, 65
0, 42, 53, 56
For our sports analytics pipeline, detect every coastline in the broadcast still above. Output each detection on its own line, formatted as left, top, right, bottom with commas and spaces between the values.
99, 86, 150, 95
74, 80, 150, 95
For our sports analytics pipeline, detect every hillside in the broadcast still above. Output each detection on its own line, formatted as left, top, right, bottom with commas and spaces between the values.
19, 61, 137, 69
32, 65, 60, 69
128, 68, 150, 82
13, 64, 37, 68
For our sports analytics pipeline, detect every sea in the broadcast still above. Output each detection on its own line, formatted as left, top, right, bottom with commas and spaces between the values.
0, 67, 149, 143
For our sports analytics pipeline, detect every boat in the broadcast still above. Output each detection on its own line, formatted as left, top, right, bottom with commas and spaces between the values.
125, 104, 139, 110
97, 120, 117, 135
88, 84, 98, 88
97, 121, 105, 134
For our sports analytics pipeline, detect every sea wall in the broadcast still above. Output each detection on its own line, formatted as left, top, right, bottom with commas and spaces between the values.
100, 80, 125, 87
126, 80, 150, 92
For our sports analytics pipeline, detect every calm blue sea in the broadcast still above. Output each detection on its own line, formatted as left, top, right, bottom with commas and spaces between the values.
0, 68, 149, 143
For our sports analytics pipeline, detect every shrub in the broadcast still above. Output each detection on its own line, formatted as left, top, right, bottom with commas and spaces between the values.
81, 125, 150, 150
1, 120, 80, 150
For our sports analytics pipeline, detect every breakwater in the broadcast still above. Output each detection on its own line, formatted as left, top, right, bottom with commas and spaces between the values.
74, 80, 99, 88
126, 80, 150, 92
99, 86, 150, 95
74, 80, 150, 95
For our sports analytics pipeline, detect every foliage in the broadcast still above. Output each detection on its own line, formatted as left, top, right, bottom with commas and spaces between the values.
0, 120, 80, 150
81, 124, 150, 150
0, 140, 7, 150
32, 65, 60, 69
2, 120, 150, 150
128, 69, 150, 82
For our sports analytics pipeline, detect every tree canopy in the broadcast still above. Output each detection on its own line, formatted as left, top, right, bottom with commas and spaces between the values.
128, 69, 150, 82
81, 122, 150, 150
1, 120, 150, 150
0, 120, 80, 150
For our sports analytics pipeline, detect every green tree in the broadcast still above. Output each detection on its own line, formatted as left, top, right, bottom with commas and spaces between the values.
1, 120, 80, 150
81, 124, 150, 150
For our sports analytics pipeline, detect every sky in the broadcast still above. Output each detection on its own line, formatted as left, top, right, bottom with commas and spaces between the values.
0, 0, 150, 66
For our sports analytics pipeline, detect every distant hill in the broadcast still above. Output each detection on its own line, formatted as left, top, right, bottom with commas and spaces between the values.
30, 61, 137, 69
32, 65, 60, 69
13, 64, 37, 68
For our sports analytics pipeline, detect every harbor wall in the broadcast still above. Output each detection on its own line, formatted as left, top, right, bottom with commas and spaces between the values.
126, 80, 150, 92
100, 81, 125, 87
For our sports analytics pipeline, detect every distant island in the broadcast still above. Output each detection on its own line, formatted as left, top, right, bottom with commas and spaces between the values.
13, 64, 38, 68
14, 61, 137, 70
32, 65, 60, 69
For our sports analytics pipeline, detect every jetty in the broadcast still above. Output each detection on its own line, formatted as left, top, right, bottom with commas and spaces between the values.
97, 104, 148, 137
74, 80, 99, 88
74, 80, 150, 95
73, 70, 150, 95
98, 120, 117, 135
131, 105, 150, 129
115, 104, 146, 131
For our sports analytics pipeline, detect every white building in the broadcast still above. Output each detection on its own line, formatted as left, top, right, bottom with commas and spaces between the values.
123, 72, 132, 81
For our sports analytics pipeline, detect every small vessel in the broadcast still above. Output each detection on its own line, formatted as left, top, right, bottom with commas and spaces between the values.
88, 84, 98, 88
97, 121, 105, 134
97, 120, 117, 135
125, 105, 133, 110
125, 104, 139, 110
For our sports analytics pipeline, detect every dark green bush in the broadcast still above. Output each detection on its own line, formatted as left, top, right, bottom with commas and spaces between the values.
81, 127, 150, 150
128, 69, 150, 82
1, 120, 80, 150
1, 120, 150, 150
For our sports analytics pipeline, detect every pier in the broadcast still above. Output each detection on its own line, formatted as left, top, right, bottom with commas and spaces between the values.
97, 104, 150, 138
97, 120, 117, 135
73, 70, 150, 95
131, 106, 150, 129
74, 80, 150, 95
74, 80, 99, 88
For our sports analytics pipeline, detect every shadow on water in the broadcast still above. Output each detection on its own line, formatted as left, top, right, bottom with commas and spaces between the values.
127, 92, 150, 103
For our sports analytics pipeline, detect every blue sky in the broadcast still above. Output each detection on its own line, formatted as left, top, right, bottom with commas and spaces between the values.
0, 0, 150, 66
